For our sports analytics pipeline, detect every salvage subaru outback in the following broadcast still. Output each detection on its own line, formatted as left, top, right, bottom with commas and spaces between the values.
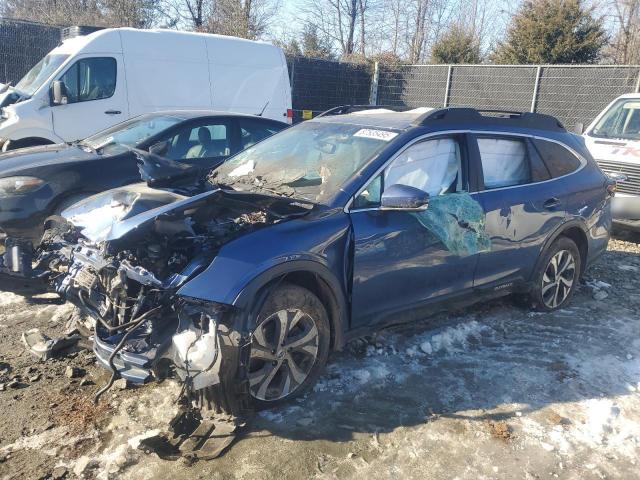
1, 107, 612, 414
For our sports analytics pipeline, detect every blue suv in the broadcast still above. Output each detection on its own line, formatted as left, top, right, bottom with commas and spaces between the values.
1, 107, 612, 410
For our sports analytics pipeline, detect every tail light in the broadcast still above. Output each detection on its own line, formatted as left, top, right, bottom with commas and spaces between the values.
286, 109, 293, 124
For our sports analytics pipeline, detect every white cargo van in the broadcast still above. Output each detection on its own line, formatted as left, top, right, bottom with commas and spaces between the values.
0, 28, 292, 150
583, 93, 640, 229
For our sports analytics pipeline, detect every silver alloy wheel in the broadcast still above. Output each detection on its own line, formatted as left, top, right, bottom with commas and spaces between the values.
541, 249, 576, 309
249, 308, 320, 401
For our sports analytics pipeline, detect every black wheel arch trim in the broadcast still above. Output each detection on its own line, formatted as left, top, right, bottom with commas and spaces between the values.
531, 219, 589, 282
232, 259, 349, 351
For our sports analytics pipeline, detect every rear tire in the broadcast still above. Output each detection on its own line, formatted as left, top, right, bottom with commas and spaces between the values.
528, 236, 581, 312
249, 283, 330, 409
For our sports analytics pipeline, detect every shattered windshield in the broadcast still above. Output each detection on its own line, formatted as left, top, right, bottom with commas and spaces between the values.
210, 121, 396, 203
15, 54, 69, 96
591, 99, 640, 141
82, 114, 184, 154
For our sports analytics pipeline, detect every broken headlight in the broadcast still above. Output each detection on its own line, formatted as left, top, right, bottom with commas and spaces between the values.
0, 176, 45, 196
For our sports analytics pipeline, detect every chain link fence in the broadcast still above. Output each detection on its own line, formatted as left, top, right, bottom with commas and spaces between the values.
376, 64, 640, 128
0, 18, 61, 85
287, 56, 372, 122
2, 17, 639, 128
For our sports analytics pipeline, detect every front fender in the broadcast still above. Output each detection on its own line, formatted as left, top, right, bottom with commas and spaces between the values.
178, 255, 349, 348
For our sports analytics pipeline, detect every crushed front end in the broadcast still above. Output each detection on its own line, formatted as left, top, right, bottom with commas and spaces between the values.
0, 189, 284, 416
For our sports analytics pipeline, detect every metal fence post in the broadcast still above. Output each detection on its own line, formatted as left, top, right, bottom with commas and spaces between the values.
369, 61, 379, 105
443, 65, 453, 107
531, 65, 542, 113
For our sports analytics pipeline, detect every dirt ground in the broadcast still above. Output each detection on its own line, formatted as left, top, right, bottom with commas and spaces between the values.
1, 233, 640, 480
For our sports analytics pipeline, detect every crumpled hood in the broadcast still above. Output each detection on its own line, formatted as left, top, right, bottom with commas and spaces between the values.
61, 182, 187, 242
61, 182, 313, 244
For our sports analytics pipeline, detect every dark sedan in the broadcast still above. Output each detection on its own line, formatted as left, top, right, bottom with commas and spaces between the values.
0, 111, 286, 244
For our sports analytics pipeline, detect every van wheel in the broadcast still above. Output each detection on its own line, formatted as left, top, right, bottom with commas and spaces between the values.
248, 283, 330, 409
529, 237, 581, 312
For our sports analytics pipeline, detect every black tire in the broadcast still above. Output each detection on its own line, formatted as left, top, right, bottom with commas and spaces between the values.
528, 236, 581, 312
249, 283, 330, 409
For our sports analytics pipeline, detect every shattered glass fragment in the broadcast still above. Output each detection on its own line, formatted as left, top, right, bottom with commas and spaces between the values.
412, 192, 491, 256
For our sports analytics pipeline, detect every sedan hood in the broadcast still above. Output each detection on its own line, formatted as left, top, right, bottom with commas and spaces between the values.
0, 143, 98, 176
61, 182, 313, 244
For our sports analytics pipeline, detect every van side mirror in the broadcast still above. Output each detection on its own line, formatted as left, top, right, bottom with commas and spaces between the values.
51, 81, 68, 105
148, 140, 170, 156
573, 122, 584, 135
380, 184, 429, 211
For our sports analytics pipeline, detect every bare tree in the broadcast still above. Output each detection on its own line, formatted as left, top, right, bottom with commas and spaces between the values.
204, 0, 280, 39
298, 0, 361, 56
607, 0, 640, 64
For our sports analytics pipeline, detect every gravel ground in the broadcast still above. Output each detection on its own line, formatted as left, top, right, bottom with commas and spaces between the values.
1, 233, 640, 480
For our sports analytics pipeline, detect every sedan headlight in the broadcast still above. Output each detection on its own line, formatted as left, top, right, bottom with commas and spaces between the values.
0, 176, 46, 196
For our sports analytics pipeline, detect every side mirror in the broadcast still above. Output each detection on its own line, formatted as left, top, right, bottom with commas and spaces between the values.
148, 140, 170, 156
380, 184, 429, 211
51, 80, 68, 105
572, 122, 584, 135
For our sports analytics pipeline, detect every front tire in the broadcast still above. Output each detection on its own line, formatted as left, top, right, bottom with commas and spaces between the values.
529, 236, 581, 311
249, 283, 330, 409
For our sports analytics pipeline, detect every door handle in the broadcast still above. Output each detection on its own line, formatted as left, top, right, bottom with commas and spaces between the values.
104, 110, 121, 115
543, 197, 561, 210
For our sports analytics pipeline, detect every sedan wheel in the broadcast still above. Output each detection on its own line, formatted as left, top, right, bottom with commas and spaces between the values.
541, 250, 576, 309
249, 309, 319, 401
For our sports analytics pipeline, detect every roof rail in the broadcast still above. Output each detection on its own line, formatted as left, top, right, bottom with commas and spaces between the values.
315, 105, 405, 118
411, 107, 566, 132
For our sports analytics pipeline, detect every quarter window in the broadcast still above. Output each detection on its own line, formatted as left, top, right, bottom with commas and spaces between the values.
478, 138, 530, 189
59, 57, 116, 103
532, 139, 581, 178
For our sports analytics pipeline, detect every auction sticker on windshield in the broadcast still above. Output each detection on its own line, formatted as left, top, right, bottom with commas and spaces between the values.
354, 129, 398, 141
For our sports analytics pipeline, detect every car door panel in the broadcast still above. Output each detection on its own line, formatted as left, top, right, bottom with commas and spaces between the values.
52, 55, 128, 142
349, 134, 481, 328
472, 135, 567, 288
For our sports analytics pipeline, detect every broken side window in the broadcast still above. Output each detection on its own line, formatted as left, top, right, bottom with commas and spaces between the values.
353, 137, 463, 209
384, 138, 462, 196
478, 137, 530, 189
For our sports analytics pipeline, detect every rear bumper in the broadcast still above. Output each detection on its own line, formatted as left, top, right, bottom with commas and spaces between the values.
611, 194, 640, 223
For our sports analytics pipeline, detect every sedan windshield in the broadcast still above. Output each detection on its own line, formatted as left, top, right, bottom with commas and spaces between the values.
82, 114, 184, 155
15, 54, 69, 96
210, 121, 396, 203
591, 99, 640, 141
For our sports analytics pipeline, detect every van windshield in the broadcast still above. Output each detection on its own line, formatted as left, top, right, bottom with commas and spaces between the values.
14, 54, 69, 96
210, 121, 395, 203
82, 114, 184, 154
591, 99, 640, 141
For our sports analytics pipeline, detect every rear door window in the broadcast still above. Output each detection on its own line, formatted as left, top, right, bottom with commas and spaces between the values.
477, 137, 530, 189
160, 120, 233, 161
532, 139, 582, 178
